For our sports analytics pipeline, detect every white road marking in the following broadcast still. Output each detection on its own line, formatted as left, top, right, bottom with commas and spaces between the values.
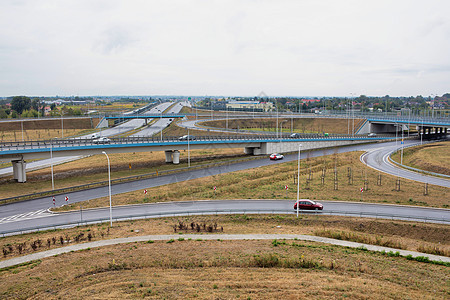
0, 209, 51, 224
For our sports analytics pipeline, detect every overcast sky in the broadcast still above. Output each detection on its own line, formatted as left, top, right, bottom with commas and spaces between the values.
0, 0, 449, 97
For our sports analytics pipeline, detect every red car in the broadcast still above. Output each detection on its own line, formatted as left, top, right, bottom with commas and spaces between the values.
269, 153, 284, 160
294, 199, 323, 210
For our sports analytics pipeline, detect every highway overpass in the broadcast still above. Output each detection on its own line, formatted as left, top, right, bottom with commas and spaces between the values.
0, 135, 395, 182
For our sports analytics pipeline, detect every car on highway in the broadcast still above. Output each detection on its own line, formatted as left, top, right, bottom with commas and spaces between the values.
269, 153, 284, 160
368, 133, 377, 137
290, 133, 300, 138
294, 199, 323, 210
93, 137, 111, 144
179, 135, 196, 141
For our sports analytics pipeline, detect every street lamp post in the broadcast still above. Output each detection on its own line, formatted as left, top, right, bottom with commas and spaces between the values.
102, 151, 113, 227
296, 144, 303, 218
188, 128, 191, 167
280, 120, 287, 142
50, 139, 55, 191
61, 110, 64, 139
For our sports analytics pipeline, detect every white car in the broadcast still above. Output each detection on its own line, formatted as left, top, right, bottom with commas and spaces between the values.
269, 153, 284, 160
368, 133, 377, 137
93, 137, 111, 144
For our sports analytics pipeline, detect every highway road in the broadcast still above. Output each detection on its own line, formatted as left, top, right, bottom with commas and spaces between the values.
1, 199, 449, 236
1, 140, 449, 235
0, 102, 175, 177
130, 101, 188, 137
362, 140, 450, 188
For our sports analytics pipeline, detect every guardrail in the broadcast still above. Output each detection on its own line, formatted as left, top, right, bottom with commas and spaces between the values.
1, 208, 448, 237
0, 133, 396, 151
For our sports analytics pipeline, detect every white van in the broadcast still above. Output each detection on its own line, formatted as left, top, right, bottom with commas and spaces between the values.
91, 133, 100, 139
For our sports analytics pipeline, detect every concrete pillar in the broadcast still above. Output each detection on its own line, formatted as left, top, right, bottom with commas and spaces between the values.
12, 160, 27, 183
164, 150, 173, 163
244, 147, 254, 155
172, 150, 180, 164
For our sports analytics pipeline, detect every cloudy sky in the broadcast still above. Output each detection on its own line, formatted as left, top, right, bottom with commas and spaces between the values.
0, 0, 449, 97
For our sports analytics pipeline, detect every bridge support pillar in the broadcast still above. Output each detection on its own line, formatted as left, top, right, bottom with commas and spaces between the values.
164, 150, 173, 163
244, 147, 254, 155
12, 159, 27, 183
172, 150, 180, 164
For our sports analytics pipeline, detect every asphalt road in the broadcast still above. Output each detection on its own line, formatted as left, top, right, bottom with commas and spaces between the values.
362, 140, 450, 188
1, 140, 449, 235
1, 199, 449, 236
0, 102, 176, 177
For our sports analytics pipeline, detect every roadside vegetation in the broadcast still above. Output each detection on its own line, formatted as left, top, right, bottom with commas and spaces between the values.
391, 141, 450, 175
1, 215, 448, 262
0, 215, 448, 299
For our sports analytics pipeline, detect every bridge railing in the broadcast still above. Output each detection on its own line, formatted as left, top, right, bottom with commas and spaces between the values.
0, 133, 399, 150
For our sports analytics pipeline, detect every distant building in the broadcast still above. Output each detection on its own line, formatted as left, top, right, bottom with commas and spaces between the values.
226, 100, 274, 112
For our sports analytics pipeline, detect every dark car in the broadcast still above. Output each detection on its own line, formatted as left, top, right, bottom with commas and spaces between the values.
269, 153, 284, 160
294, 199, 323, 210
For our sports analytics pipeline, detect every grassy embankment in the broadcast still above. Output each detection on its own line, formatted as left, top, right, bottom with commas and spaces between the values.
0, 215, 448, 299
391, 141, 450, 175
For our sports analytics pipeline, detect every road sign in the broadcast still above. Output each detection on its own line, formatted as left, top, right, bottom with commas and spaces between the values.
65, 196, 69, 202
360, 188, 363, 193
213, 186, 217, 191
144, 189, 147, 194
285, 185, 288, 190
52, 196, 55, 206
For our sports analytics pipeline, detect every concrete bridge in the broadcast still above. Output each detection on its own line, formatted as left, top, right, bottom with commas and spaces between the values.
0, 135, 394, 182
356, 116, 449, 139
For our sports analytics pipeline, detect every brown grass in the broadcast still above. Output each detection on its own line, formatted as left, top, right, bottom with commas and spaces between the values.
201, 118, 363, 134
0, 236, 448, 299
391, 141, 450, 175
1, 215, 448, 262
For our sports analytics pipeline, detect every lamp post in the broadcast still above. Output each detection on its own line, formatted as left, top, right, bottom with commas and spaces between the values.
280, 120, 287, 142
296, 144, 303, 218
50, 138, 55, 191
102, 151, 113, 227
61, 110, 64, 139
188, 128, 191, 167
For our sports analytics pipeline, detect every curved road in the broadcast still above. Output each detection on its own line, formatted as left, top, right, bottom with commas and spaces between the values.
0, 199, 449, 236
362, 140, 450, 188
0, 140, 449, 235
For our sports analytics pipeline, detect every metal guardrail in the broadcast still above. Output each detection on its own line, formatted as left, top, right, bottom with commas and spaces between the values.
0, 134, 395, 151
1, 208, 448, 237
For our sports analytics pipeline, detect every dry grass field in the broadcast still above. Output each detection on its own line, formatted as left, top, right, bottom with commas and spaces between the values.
1, 215, 448, 262
0, 128, 95, 142
391, 141, 450, 175
0, 215, 448, 299
201, 118, 364, 134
